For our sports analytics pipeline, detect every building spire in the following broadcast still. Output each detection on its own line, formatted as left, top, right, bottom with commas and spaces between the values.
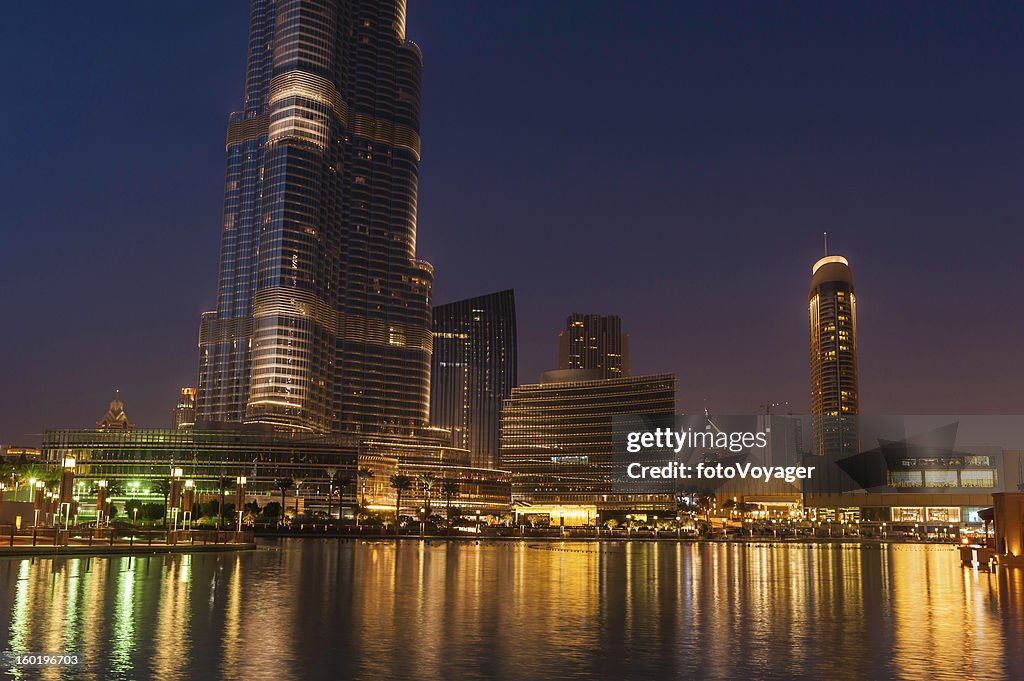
823, 231, 829, 256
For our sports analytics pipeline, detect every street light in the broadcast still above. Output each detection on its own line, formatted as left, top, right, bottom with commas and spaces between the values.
96, 480, 108, 528
33, 480, 46, 527
235, 476, 247, 537
169, 468, 184, 535
183, 480, 195, 531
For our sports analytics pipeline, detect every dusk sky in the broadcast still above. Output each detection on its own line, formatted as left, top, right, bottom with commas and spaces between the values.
2, 1, 1023, 445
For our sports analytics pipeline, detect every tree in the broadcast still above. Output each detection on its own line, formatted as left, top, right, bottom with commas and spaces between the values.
203, 499, 221, 520
389, 474, 413, 535
357, 468, 374, 506
327, 471, 352, 523
142, 503, 165, 522
292, 477, 304, 520
263, 501, 282, 521
151, 478, 171, 526
441, 480, 460, 530
125, 499, 143, 523
420, 474, 437, 517
686, 490, 716, 525
216, 477, 232, 530
276, 478, 294, 527
356, 468, 374, 529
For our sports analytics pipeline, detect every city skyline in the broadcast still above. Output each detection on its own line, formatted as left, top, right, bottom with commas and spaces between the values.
4, 1, 1024, 444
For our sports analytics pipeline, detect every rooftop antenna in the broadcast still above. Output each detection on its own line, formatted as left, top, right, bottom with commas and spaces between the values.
823, 231, 829, 256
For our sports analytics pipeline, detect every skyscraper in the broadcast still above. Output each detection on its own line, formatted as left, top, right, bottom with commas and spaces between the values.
809, 254, 859, 455
557, 314, 629, 379
172, 388, 196, 431
430, 290, 517, 469
197, 0, 433, 435
97, 391, 133, 432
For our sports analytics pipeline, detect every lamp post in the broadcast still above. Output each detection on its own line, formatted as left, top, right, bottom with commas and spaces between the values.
96, 480, 108, 528
235, 476, 247, 538
182, 480, 195, 531
169, 468, 183, 537
419, 507, 425, 537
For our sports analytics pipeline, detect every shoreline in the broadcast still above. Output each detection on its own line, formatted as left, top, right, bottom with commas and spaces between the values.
0, 535, 966, 559
254, 533, 957, 547
0, 542, 256, 559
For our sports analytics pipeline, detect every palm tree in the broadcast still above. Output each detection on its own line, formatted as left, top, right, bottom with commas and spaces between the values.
420, 474, 437, 517
216, 477, 232, 530
441, 480, 460, 528
686, 490, 715, 525
327, 471, 352, 524
276, 478, 294, 527
357, 468, 374, 508
389, 474, 413, 535
292, 477, 304, 520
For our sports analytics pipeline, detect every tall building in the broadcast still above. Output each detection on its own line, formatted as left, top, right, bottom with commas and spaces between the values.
557, 314, 629, 379
809, 254, 859, 455
501, 371, 676, 521
97, 391, 133, 432
430, 290, 517, 469
196, 0, 433, 435
172, 388, 196, 430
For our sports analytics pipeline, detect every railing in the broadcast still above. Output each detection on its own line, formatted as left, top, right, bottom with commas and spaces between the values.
0, 524, 254, 549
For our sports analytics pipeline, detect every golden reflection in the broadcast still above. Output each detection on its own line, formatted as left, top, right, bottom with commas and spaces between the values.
1, 541, 1023, 680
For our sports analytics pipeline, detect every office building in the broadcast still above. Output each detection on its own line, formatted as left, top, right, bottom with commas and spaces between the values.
97, 391, 133, 432
557, 314, 629, 379
430, 290, 517, 469
172, 388, 196, 430
501, 370, 676, 523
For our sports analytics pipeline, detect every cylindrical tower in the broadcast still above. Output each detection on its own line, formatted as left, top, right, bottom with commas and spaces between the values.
809, 255, 859, 456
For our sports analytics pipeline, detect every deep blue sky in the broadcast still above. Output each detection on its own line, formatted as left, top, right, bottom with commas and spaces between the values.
2, 1, 1023, 444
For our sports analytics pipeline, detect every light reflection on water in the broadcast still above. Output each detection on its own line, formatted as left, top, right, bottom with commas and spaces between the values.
0, 540, 1021, 680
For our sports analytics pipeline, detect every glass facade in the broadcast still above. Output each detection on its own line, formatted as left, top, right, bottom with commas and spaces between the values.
557, 313, 629, 379
430, 290, 517, 470
198, 0, 432, 435
809, 255, 859, 456
501, 373, 676, 510
42, 426, 511, 516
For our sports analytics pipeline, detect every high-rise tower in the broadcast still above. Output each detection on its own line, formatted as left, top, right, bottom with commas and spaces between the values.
430, 290, 517, 469
557, 314, 629, 379
809, 254, 859, 455
197, 0, 432, 435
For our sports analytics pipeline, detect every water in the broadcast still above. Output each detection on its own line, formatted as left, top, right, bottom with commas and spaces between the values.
1, 539, 1022, 680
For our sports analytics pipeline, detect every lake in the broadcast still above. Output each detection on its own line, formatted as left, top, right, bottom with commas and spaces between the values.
1, 539, 1022, 680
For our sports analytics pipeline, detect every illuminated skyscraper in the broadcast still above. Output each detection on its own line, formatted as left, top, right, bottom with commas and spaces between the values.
172, 388, 196, 430
196, 0, 432, 435
430, 290, 517, 469
809, 254, 859, 455
97, 391, 133, 432
557, 314, 629, 379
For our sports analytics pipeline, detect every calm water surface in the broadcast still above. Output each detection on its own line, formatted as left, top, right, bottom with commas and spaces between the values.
1, 539, 1022, 680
